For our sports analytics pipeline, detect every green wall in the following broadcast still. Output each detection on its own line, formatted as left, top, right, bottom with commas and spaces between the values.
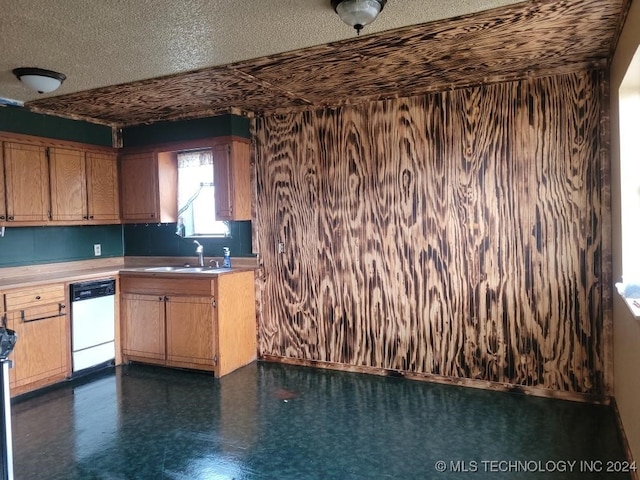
121, 113, 253, 257
122, 114, 251, 147
0, 110, 254, 266
0, 105, 113, 146
0, 107, 121, 268
0, 225, 123, 267
123, 221, 253, 258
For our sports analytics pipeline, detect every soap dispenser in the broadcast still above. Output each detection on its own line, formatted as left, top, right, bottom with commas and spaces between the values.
223, 247, 231, 268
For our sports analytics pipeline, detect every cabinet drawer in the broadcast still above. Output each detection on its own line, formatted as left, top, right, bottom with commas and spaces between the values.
120, 275, 215, 296
5, 284, 65, 310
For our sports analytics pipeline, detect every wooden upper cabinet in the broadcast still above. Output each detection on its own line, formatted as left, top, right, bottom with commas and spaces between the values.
119, 150, 177, 223
49, 147, 120, 223
3, 141, 50, 222
86, 151, 119, 221
0, 136, 119, 226
119, 152, 158, 221
49, 146, 86, 221
0, 147, 5, 221
213, 140, 251, 221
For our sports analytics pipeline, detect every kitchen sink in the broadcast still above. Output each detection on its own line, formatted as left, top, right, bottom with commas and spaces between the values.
141, 266, 231, 274
143, 266, 185, 272
176, 267, 224, 273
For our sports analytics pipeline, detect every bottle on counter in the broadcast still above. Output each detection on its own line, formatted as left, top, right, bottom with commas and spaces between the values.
223, 247, 231, 268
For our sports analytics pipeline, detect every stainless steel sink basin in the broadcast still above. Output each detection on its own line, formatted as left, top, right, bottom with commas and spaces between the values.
176, 267, 222, 273
143, 266, 185, 272
141, 266, 231, 274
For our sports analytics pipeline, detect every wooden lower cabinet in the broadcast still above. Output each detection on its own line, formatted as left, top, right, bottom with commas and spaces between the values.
120, 271, 256, 377
121, 293, 165, 363
166, 296, 216, 370
1, 283, 70, 396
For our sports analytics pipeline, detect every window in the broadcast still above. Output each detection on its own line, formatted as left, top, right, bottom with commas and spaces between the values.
619, 46, 640, 284
176, 149, 229, 238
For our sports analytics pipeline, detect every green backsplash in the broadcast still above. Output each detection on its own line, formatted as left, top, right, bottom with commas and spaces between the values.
0, 225, 123, 267
122, 114, 251, 147
123, 221, 254, 258
0, 105, 113, 146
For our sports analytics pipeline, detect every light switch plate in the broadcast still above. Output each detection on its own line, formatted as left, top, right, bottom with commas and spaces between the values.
94, 244, 102, 256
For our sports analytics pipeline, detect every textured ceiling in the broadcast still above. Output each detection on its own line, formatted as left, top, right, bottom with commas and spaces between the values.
0, 0, 631, 126
0, 0, 525, 103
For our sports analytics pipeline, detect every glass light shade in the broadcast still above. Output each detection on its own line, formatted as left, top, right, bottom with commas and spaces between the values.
12, 68, 66, 94
334, 0, 386, 33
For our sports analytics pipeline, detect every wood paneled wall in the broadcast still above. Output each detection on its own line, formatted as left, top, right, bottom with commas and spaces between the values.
255, 70, 607, 396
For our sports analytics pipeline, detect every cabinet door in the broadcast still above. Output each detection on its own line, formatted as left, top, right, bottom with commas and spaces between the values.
121, 293, 165, 360
3, 142, 50, 222
213, 144, 233, 221
7, 304, 68, 388
86, 151, 119, 221
119, 152, 159, 221
0, 147, 6, 221
213, 141, 251, 221
49, 146, 87, 221
165, 296, 215, 368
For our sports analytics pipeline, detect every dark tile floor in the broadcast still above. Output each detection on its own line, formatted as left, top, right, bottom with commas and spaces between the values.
8, 362, 631, 479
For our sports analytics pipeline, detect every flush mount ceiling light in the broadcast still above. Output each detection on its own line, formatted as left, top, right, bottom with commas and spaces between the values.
332, 0, 387, 35
12, 67, 66, 94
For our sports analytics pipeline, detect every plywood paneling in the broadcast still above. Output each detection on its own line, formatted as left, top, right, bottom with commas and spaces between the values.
24, 0, 629, 126
255, 70, 606, 396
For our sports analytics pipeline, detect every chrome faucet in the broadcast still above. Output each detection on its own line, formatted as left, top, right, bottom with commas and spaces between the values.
193, 240, 204, 267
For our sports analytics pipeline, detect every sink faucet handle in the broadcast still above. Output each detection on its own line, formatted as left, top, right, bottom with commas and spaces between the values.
209, 259, 220, 268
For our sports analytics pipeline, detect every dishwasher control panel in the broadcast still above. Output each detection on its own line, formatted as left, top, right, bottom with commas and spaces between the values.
71, 279, 116, 301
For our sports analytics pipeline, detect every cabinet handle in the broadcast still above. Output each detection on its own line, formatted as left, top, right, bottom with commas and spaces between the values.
8, 216, 14, 221
150, 214, 155, 218
21, 309, 66, 323
83, 215, 89, 220
164, 296, 169, 302
35, 295, 41, 300
0, 215, 4, 220
158, 296, 163, 301
89, 215, 94, 219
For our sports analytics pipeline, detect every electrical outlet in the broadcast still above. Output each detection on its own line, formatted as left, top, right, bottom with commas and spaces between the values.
94, 244, 102, 256
277, 242, 285, 254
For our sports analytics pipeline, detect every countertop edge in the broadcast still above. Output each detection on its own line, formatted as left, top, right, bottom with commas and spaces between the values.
0, 265, 259, 290
0, 267, 123, 291
119, 266, 258, 279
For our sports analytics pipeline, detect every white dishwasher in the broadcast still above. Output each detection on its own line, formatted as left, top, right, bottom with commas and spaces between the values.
70, 279, 116, 373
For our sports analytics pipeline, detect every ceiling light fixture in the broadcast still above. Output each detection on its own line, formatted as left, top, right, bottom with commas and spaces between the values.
332, 0, 387, 35
12, 67, 66, 94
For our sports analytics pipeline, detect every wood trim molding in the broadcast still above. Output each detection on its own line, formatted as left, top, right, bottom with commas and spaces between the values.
0, 131, 117, 154
261, 355, 612, 405
611, 398, 639, 480
599, 69, 615, 396
119, 135, 250, 155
